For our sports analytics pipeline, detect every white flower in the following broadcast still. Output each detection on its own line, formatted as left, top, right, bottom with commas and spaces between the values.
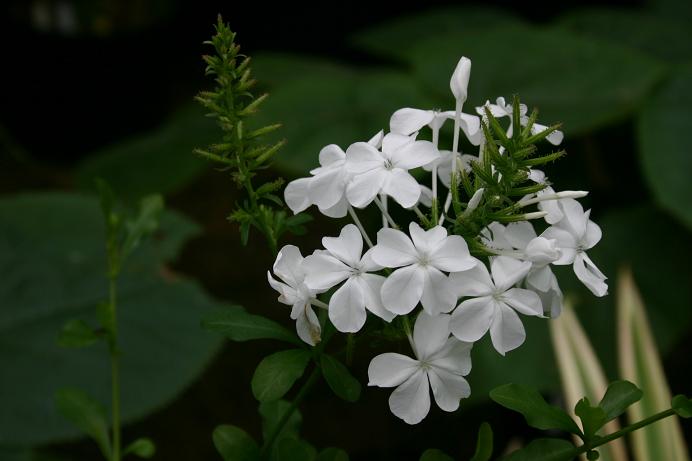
372, 222, 476, 315
267, 245, 324, 345
476, 97, 564, 145
423, 150, 477, 188
541, 199, 608, 297
389, 108, 481, 145
368, 313, 472, 424
450, 256, 543, 355
345, 133, 439, 209
302, 224, 395, 333
450, 57, 472, 102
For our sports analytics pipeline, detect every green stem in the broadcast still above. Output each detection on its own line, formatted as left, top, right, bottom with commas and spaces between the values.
260, 367, 321, 458
576, 408, 677, 455
108, 276, 121, 461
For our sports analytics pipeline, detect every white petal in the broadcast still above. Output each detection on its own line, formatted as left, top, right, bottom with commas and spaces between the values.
449, 262, 493, 298
429, 235, 475, 272
480, 222, 512, 250
524, 237, 560, 266
459, 113, 482, 146
490, 256, 532, 292
450, 297, 495, 342
429, 338, 473, 375
537, 186, 563, 224
319, 195, 349, 218
560, 199, 588, 238
302, 253, 351, 290
450, 56, 471, 101
322, 224, 363, 267
531, 122, 564, 145
504, 221, 538, 249
388, 370, 431, 425
309, 167, 346, 209
541, 227, 577, 264
367, 130, 384, 148
328, 278, 366, 333
381, 265, 425, 315
345, 142, 384, 174
372, 227, 417, 268
409, 222, 446, 254
346, 169, 385, 208
420, 267, 457, 315
418, 184, 433, 207
382, 169, 422, 209
391, 140, 439, 170
489, 303, 525, 355
583, 219, 602, 250
360, 247, 384, 272
267, 271, 298, 305
526, 265, 553, 292
368, 353, 419, 387
284, 177, 312, 214
390, 108, 434, 135
295, 304, 321, 346
504, 288, 543, 317
273, 245, 305, 287
428, 368, 471, 412
318, 144, 346, 167
357, 274, 396, 322
412, 312, 450, 360
573, 252, 608, 297
382, 132, 413, 155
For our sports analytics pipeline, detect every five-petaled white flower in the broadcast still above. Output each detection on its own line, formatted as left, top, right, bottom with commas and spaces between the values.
368, 313, 472, 425
450, 256, 543, 355
541, 199, 608, 297
423, 150, 478, 188
346, 133, 439, 209
476, 97, 564, 145
267, 245, 324, 346
302, 224, 395, 333
389, 108, 481, 145
372, 222, 476, 315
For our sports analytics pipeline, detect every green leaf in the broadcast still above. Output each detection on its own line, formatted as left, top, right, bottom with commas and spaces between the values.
316, 448, 349, 461
251, 350, 312, 402
201, 308, 300, 345
470, 422, 493, 461
123, 438, 156, 458
258, 400, 303, 443
275, 437, 316, 461
490, 384, 581, 435
57, 319, 100, 348
121, 194, 163, 260
672, 395, 692, 418
54, 389, 111, 459
75, 105, 216, 202
320, 354, 361, 403
212, 425, 260, 461
504, 438, 577, 461
638, 64, 692, 229
598, 381, 643, 422
0, 193, 222, 445
574, 398, 607, 439
409, 25, 665, 136
419, 448, 454, 461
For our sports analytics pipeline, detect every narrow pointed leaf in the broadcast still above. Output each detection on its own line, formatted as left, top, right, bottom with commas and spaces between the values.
202, 308, 301, 345
320, 354, 361, 402
251, 350, 312, 402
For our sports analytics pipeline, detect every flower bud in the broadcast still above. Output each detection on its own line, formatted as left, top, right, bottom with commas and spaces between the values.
450, 57, 472, 102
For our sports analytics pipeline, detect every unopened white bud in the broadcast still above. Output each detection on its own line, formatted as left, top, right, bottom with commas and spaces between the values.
450, 57, 472, 102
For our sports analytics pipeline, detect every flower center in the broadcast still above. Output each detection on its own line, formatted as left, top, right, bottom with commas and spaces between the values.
383, 159, 394, 170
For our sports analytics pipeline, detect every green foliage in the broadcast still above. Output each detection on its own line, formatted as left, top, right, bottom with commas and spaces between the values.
259, 400, 303, 443
201, 307, 301, 345
470, 422, 493, 461
251, 350, 312, 402
489, 384, 581, 435
574, 398, 606, 440
419, 449, 454, 461
57, 319, 101, 348
504, 438, 576, 461
598, 380, 643, 422
0, 193, 222, 445
320, 354, 361, 402
212, 425, 260, 461
315, 448, 349, 461
54, 389, 111, 459
123, 438, 156, 458
672, 395, 692, 418
276, 438, 317, 461
638, 64, 692, 230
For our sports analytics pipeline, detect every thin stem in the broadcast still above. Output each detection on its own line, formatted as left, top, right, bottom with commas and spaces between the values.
373, 196, 398, 229
260, 367, 321, 458
108, 276, 121, 461
413, 206, 427, 223
310, 298, 329, 310
347, 205, 373, 248
431, 126, 440, 224
380, 193, 388, 228
401, 316, 417, 357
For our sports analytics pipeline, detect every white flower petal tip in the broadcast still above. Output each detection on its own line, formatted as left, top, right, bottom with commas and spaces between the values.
450, 57, 472, 102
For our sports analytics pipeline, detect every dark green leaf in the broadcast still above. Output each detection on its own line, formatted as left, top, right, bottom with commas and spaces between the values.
75, 106, 216, 202
638, 65, 692, 229
409, 25, 664, 136
258, 400, 303, 443
54, 389, 111, 458
201, 308, 300, 345
470, 422, 493, 461
57, 319, 100, 348
598, 380, 642, 421
419, 448, 454, 461
252, 350, 312, 402
490, 384, 581, 434
504, 438, 577, 461
276, 437, 316, 461
212, 425, 259, 461
672, 395, 692, 418
123, 438, 156, 458
121, 194, 163, 260
316, 447, 349, 461
320, 354, 361, 402
574, 398, 606, 439
0, 193, 222, 445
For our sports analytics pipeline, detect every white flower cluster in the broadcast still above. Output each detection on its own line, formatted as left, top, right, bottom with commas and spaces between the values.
267, 57, 607, 424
